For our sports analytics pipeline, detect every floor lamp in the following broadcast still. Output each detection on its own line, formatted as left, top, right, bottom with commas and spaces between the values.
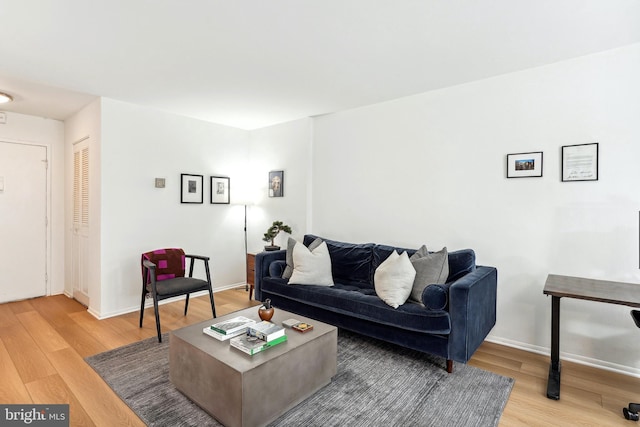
244, 203, 248, 291
234, 181, 257, 294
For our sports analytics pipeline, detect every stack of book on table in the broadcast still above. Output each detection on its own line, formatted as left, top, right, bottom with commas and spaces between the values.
230, 321, 287, 355
203, 316, 256, 341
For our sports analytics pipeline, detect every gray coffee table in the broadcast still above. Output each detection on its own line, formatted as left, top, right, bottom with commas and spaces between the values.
170, 306, 337, 427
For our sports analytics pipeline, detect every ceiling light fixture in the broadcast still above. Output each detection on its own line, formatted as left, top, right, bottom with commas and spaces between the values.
0, 92, 14, 103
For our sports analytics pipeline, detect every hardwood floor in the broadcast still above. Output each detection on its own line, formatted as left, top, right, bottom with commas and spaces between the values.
1, 289, 638, 426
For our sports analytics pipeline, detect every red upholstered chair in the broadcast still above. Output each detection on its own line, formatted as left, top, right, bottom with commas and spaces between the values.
139, 248, 216, 342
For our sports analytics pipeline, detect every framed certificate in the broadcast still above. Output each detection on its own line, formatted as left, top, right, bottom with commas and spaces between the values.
562, 143, 598, 182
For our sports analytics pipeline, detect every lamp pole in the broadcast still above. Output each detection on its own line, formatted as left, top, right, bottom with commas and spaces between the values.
244, 204, 248, 291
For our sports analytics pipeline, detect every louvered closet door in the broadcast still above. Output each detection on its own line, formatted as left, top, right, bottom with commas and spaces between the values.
72, 139, 90, 307
0, 141, 47, 303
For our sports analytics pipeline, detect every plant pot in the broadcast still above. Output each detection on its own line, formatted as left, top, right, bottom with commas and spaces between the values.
264, 245, 280, 251
258, 306, 274, 321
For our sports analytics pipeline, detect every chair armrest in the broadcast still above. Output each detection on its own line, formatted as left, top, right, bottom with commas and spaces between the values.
142, 259, 156, 270
447, 265, 497, 363
141, 259, 158, 295
185, 254, 210, 262
184, 254, 212, 283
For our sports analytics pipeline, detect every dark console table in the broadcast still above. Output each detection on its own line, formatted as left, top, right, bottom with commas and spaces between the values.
543, 274, 640, 400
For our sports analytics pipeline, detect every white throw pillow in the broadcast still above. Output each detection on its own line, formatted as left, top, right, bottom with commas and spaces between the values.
283, 237, 323, 279
288, 241, 334, 286
374, 250, 416, 308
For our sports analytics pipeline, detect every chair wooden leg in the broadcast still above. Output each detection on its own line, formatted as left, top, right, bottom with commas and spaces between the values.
446, 359, 453, 373
184, 294, 190, 316
153, 296, 162, 343
208, 287, 216, 318
139, 288, 146, 328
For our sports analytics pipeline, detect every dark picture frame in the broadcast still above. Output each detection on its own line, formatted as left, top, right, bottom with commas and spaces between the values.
506, 152, 543, 178
269, 170, 284, 197
562, 142, 599, 182
210, 176, 230, 204
180, 173, 203, 204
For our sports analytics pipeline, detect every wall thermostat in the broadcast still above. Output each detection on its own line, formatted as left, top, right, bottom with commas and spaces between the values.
155, 178, 166, 188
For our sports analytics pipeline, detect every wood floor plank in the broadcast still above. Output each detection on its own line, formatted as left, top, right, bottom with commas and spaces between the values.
68, 311, 134, 349
0, 322, 57, 383
55, 323, 108, 358
47, 294, 88, 313
0, 338, 32, 403
47, 347, 145, 427
8, 299, 36, 314
0, 301, 20, 328
25, 374, 95, 427
16, 310, 69, 353
29, 296, 79, 329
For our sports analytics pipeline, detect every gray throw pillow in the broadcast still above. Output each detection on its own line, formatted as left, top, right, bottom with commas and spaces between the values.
409, 246, 449, 305
283, 237, 323, 279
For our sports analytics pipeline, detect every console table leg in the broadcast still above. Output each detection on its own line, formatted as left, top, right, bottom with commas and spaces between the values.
547, 295, 561, 400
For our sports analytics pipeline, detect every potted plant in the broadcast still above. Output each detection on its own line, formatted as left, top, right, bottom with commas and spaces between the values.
262, 220, 292, 251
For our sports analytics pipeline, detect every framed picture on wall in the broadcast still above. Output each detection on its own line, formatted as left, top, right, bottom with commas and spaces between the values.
269, 170, 284, 197
210, 176, 230, 204
180, 173, 203, 204
562, 143, 598, 182
506, 152, 543, 178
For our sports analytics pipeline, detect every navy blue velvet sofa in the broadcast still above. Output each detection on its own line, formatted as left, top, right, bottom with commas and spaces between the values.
254, 234, 497, 372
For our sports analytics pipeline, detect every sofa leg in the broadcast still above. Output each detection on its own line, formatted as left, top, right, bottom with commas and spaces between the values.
446, 359, 453, 373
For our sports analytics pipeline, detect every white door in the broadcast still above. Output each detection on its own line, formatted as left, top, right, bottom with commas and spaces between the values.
72, 139, 90, 306
0, 141, 47, 303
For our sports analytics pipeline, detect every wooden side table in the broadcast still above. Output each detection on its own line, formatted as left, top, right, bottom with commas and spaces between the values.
543, 274, 640, 400
246, 253, 256, 300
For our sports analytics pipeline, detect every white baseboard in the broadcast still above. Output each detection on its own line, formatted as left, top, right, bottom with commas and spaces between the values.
486, 335, 640, 379
91, 282, 249, 320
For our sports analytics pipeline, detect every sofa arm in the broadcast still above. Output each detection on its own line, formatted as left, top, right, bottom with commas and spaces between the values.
447, 265, 497, 363
254, 250, 286, 301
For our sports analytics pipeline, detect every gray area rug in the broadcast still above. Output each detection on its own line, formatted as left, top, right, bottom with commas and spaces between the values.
86, 330, 513, 427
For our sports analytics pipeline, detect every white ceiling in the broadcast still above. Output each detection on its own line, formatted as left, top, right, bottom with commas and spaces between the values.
0, 1, 639, 130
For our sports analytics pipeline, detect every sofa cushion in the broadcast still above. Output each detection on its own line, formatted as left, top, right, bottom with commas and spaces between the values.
409, 246, 449, 304
283, 237, 323, 279
374, 251, 416, 308
289, 241, 334, 286
304, 234, 374, 288
260, 276, 451, 334
269, 260, 286, 278
422, 284, 449, 310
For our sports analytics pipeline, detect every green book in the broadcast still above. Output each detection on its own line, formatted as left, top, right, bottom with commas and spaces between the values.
230, 334, 288, 355
210, 316, 255, 335
248, 320, 286, 342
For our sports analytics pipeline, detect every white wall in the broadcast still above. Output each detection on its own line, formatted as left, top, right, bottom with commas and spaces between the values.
89, 99, 250, 318
246, 118, 313, 253
311, 43, 640, 373
0, 112, 65, 296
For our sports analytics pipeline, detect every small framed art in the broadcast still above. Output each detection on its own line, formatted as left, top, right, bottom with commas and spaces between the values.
506, 152, 543, 178
269, 170, 284, 197
210, 176, 230, 204
180, 173, 203, 204
562, 143, 598, 182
